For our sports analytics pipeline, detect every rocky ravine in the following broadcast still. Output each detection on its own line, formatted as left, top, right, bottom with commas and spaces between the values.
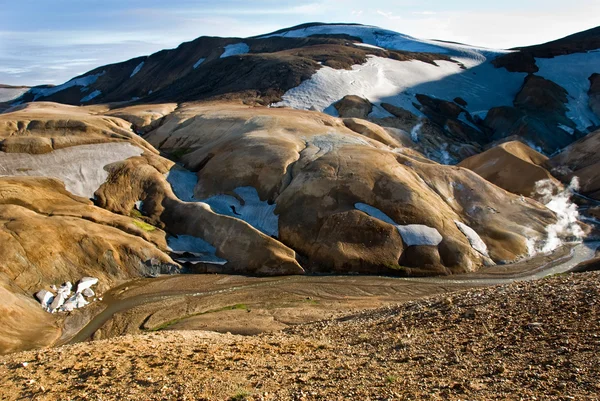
1, 272, 598, 400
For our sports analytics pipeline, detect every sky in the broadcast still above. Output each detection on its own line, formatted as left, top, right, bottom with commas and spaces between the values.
1, 0, 598, 86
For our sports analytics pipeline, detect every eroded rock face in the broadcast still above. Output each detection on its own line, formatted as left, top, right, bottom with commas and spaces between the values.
143, 103, 556, 274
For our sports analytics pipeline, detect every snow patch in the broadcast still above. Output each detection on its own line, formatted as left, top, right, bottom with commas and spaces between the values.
165, 168, 198, 202
203, 187, 279, 237
557, 124, 575, 135
165, 167, 279, 237
35, 290, 54, 310
76, 277, 98, 293
0, 143, 143, 198
81, 89, 101, 103
193, 57, 206, 69
167, 235, 227, 265
455, 221, 489, 256
37, 278, 99, 313
355, 203, 443, 246
220, 43, 250, 58
130, 61, 144, 78
307, 133, 373, 156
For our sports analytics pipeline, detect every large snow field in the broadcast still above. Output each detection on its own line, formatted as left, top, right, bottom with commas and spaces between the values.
272, 56, 526, 119
536, 51, 600, 130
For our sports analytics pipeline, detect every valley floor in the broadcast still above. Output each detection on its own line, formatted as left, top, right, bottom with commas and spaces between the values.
1, 272, 599, 401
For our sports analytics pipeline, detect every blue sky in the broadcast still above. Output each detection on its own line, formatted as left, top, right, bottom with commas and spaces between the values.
1, 0, 598, 86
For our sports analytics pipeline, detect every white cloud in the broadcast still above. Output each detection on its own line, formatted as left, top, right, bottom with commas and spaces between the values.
0, 67, 30, 75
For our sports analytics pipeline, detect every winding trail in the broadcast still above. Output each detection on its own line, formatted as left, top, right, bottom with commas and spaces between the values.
66, 241, 599, 345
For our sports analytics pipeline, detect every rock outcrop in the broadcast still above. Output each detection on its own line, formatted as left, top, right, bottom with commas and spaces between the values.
546, 128, 600, 200
333, 95, 372, 118
0, 102, 156, 154
459, 141, 562, 198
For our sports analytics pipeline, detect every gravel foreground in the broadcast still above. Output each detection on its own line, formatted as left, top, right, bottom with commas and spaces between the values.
1, 273, 599, 401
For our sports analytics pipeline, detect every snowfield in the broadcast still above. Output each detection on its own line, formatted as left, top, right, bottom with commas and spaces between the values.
167, 235, 227, 265
535, 51, 600, 131
267, 24, 599, 131
272, 56, 526, 119
203, 187, 279, 238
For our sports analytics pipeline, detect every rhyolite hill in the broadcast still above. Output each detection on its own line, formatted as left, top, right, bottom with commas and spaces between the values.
1, 22, 599, 353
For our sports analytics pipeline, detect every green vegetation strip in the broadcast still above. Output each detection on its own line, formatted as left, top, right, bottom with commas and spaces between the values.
132, 219, 156, 232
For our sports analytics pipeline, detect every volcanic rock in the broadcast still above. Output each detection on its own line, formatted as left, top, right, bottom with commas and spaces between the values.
333, 95, 372, 118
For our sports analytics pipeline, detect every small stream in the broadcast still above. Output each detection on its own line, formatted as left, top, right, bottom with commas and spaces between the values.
66, 241, 599, 345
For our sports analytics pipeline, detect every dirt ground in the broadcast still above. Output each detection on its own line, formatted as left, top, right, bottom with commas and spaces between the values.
1, 272, 599, 401
58, 243, 581, 345
63, 274, 482, 344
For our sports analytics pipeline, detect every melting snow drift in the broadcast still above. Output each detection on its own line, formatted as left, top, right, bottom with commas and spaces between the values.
203, 187, 279, 237
355, 203, 443, 246
165, 166, 280, 237
193, 57, 206, 69
35, 277, 99, 313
